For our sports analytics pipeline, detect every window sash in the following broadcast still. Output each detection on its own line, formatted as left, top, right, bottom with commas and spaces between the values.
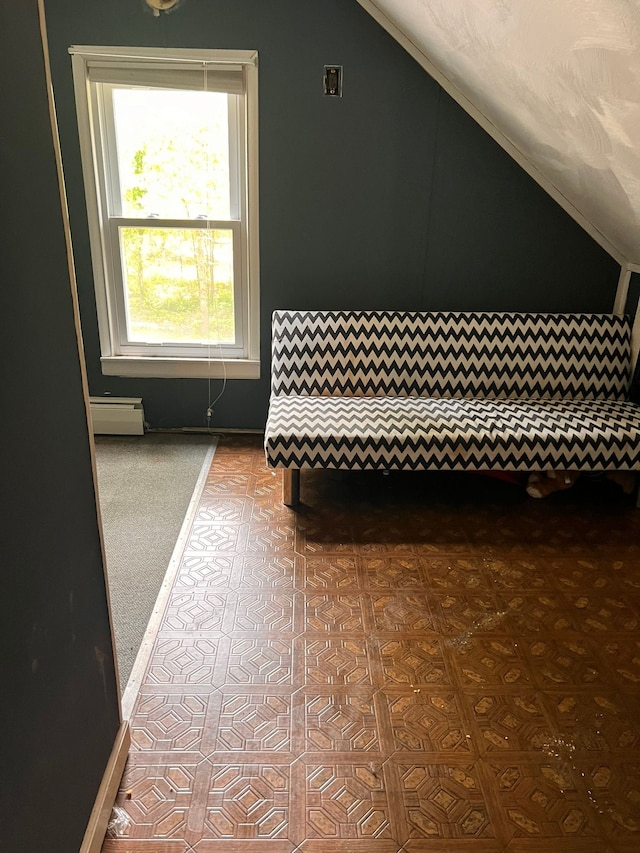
106, 219, 245, 358
94, 82, 246, 357
95, 84, 242, 221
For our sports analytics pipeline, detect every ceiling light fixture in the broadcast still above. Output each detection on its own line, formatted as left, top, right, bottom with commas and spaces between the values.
144, 0, 181, 16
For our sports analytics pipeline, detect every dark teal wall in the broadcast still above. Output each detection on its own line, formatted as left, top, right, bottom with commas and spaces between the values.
45, 0, 620, 430
627, 272, 640, 403
0, 2, 121, 851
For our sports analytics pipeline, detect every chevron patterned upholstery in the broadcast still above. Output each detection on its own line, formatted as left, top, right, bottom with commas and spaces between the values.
265, 310, 640, 475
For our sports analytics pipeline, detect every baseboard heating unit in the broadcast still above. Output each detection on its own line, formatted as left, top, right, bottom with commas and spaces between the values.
89, 396, 145, 435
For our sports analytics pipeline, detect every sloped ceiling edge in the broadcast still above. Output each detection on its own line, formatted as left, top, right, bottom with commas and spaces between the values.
356, 0, 640, 272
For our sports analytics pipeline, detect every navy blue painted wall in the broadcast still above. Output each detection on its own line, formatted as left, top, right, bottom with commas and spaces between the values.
627, 272, 640, 403
0, 2, 121, 850
45, 0, 620, 430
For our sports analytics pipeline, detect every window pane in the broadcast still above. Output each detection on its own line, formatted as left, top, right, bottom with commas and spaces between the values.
119, 226, 235, 344
111, 88, 231, 220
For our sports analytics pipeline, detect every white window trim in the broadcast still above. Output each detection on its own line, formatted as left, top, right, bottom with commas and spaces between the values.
99, 356, 260, 379
70, 45, 260, 380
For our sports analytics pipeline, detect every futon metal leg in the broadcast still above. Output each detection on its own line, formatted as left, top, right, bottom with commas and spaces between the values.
283, 468, 300, 507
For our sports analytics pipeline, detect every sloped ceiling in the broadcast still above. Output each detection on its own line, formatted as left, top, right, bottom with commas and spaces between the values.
357, 0, 640, 270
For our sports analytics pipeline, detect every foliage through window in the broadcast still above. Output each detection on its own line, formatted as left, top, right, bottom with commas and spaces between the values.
70, 47, 259, 378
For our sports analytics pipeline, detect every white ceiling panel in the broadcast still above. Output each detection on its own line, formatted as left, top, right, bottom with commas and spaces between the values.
358, 0, 640, 267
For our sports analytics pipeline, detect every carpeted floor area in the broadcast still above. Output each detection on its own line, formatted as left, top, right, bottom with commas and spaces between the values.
104, 434, 640, 852
95, 432, 216, 692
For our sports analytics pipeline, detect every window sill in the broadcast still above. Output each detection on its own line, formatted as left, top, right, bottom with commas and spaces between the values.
100, 356, 260, 379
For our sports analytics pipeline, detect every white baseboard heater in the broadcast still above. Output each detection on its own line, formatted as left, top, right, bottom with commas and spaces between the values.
89, 396, 145, 435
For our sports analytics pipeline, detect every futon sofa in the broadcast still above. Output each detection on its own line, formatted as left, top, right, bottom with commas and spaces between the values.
264, 309, 640, 505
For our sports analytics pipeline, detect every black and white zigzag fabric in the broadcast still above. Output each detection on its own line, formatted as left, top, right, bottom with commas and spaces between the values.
271, 310, 631, 400
265, 395, 640, 471
265, 310, 640, 472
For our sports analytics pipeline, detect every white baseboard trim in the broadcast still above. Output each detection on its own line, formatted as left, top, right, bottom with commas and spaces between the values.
80, 721, 130, 853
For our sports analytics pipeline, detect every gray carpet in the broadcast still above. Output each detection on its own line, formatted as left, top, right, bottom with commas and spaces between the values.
94, 433, 215, 692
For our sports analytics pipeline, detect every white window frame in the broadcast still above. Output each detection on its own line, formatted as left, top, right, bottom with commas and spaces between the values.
70, 45, 260, 379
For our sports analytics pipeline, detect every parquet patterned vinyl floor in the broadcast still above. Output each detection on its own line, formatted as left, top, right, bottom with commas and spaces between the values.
103, 435, 640, 853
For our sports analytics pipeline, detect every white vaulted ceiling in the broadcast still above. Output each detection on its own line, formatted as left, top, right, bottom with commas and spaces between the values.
357, 0, 640, 269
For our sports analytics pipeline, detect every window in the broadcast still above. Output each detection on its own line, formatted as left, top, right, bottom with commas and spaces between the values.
70, 46, 259, 378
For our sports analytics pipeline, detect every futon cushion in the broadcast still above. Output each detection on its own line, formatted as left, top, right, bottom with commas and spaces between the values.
270, 310, 631, 400
265, 395, 640, 470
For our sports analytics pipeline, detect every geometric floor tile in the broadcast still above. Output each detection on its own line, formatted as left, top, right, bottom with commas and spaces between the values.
131, 694, 209, 751
576, 761, 640, 844
433, 592, 507, 637
397, 762, 495, 839
466, 693, 554, 754
304, 692, 379, 752
360, 556, 425, 590
562, 594, 639, 633
204, 764, 289, 839
224, 637, 296, 685
235, 554, 297, 588
384, 690, 474, 754
176, 554, 235, 588
244, 522, 296, 554
449, 637, 533, 687
550, 556, 618, 592
252, 471, 283, 500
377, 637, 450, 686
250, 495, 298, 524
608, 558, 640, 591
489, 762, 598, 840
144, 636, 220, 685
213, 693, 292, 752
305, 637, 372, 685
370, 594, 435, 633
543, 692, 640, 753
500, 593, 577, 633
483, 558, 551, 591
186, 523, 245, 553
105, 760, 199, 841
525, 637, 608, 688
596, 638, 640, 692
103, 436, 640, 852
203, 473, 253, 498
302, 556, 360, 590
305, 764, 393, 839
163, 590, 227, 632
193, 496, 249, 524
225, 591, 297, 633
424, 557, 491, 592
295, 523, 354, 557
304, 594, 365, 633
